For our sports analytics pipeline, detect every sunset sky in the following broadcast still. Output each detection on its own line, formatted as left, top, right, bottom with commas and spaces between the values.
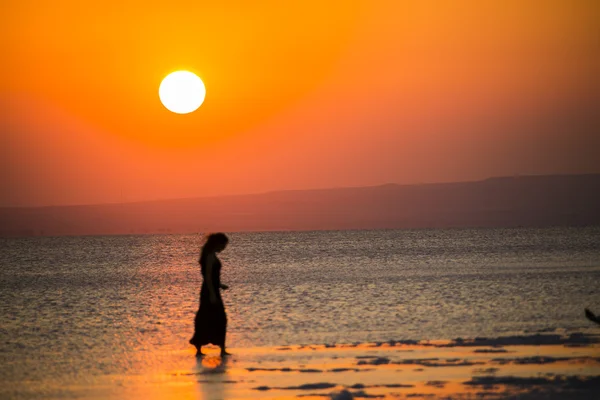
2, 0, 598, 207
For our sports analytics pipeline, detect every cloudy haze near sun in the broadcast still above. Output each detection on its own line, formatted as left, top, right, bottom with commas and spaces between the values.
1, 0, 599, 207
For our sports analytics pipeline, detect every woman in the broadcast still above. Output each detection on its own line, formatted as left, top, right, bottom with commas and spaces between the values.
189, 233, 231, 357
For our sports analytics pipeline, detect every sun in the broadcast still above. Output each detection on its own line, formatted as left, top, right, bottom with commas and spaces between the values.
159, 71, 206, 114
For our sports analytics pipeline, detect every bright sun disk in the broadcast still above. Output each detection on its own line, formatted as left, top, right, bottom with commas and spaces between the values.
159, 71, 206, 114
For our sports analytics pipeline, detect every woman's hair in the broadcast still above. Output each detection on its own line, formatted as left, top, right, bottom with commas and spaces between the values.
201, 232, 229, 255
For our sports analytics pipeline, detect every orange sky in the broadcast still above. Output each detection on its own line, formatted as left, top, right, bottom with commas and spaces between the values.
1, 0, 599, 206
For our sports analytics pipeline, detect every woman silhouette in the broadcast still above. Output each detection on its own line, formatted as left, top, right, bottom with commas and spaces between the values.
189, 233, 231, 356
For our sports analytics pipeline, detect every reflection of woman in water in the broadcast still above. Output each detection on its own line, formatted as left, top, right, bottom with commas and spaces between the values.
190, 233, 230, 357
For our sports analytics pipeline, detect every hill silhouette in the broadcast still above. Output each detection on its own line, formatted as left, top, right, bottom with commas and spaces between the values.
1, 174, 599, 237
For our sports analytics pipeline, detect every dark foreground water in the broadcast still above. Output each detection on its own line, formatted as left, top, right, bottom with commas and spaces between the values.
1, 227, 599, 395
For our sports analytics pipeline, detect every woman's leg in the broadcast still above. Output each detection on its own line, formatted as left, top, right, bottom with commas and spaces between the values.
189, 336, 205, 356
190, 305, 206, 356
219, 311, 230, 356
220, 334, 230, 356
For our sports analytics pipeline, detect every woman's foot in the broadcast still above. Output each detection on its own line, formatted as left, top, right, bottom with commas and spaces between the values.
220, 349, 231, 357
190, 339, 204, 356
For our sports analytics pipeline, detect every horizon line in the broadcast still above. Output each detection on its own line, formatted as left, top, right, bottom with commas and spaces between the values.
3, 172, 599, 210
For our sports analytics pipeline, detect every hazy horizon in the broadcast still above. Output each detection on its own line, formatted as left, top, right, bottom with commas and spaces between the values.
0, 172, 596, 209
2, 174, 598, 237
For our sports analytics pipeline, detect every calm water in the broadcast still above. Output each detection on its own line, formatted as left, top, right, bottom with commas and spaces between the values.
1, 227, 599, 394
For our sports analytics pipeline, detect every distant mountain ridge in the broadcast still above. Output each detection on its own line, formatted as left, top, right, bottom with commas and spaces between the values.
1, 174, 599, 237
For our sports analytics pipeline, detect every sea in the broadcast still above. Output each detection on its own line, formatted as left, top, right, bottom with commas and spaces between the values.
1, 227, 599, 397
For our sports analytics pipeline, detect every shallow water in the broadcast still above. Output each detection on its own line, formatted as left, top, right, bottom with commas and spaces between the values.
1, 227, 599, 395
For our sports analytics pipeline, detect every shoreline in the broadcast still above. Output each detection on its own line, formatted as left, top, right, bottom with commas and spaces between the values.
6, 333, 600, 399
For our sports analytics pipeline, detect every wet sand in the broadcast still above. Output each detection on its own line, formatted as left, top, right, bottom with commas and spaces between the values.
32, 333, 598, 400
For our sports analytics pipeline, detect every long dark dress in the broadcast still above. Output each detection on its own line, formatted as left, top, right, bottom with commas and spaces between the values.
190, 251, 227, 348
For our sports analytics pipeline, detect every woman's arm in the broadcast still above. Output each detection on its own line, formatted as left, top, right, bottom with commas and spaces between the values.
204, 253, 219, 304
